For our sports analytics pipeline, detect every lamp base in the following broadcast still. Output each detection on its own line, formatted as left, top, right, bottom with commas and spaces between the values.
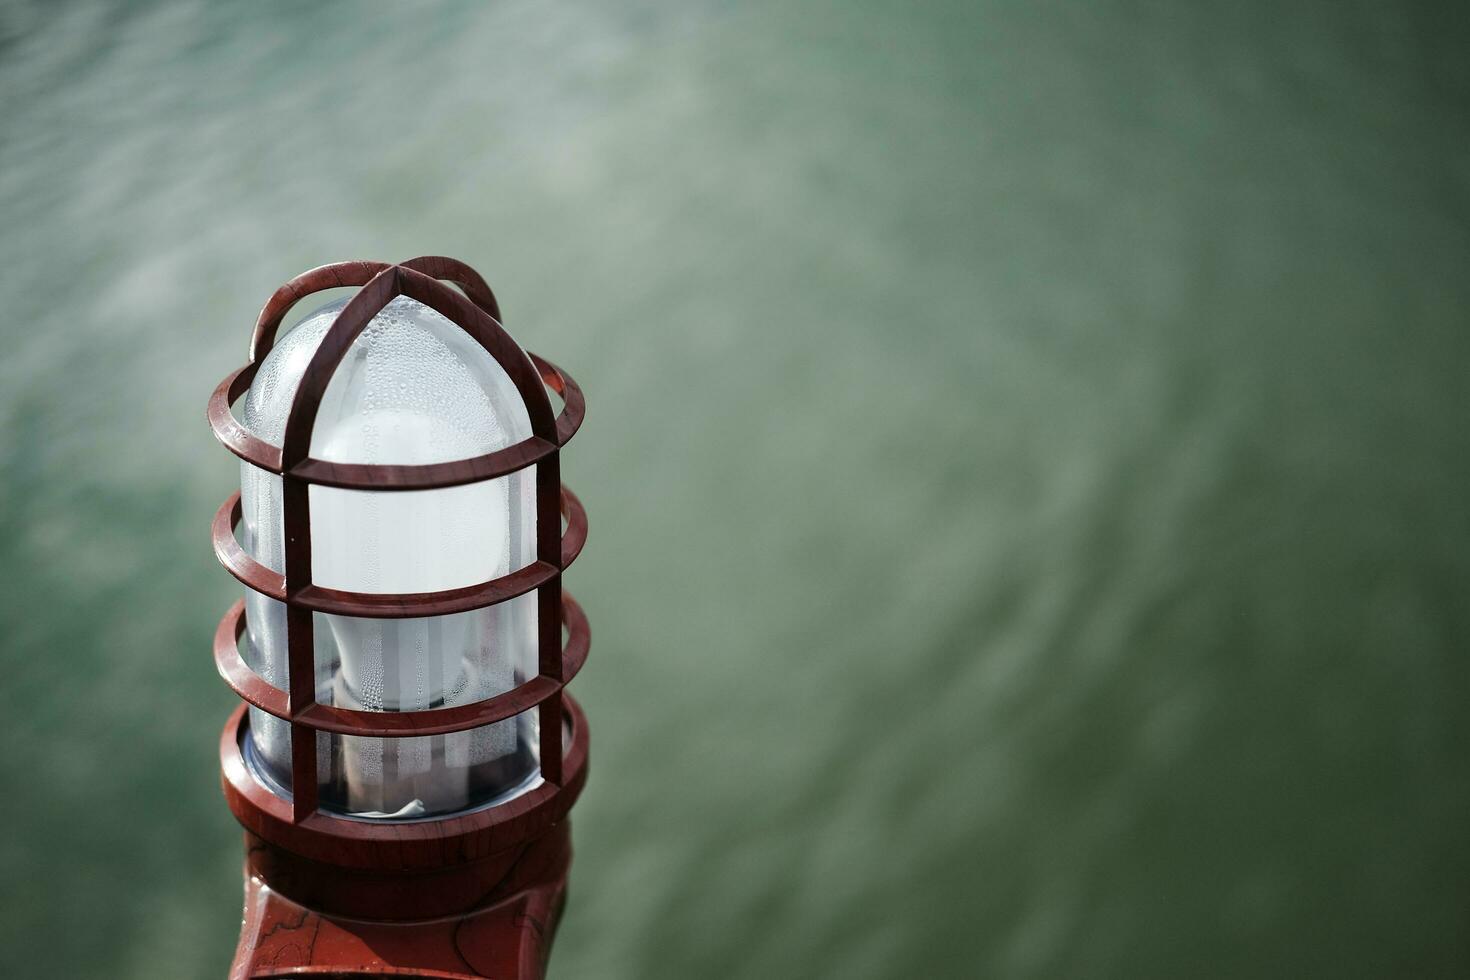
229, 820, 571, 979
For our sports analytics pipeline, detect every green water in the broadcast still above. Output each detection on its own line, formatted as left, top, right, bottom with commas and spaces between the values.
2, 1, 1467, 976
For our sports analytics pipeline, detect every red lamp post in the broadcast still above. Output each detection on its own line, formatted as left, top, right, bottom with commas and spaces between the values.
207, 257, 590, 978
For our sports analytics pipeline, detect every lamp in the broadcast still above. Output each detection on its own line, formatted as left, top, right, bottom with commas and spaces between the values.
208, 257, 590, 978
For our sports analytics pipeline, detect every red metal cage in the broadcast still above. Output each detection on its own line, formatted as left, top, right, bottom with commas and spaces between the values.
207, 256, 590, 878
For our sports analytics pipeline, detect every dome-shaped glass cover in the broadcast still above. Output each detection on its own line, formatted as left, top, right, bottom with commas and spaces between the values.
238, 295, 541, 819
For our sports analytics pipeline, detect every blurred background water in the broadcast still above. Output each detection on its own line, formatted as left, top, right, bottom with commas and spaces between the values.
1, 1, 1467, 977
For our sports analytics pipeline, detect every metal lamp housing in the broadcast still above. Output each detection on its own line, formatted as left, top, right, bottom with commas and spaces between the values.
207, 258, 589, 940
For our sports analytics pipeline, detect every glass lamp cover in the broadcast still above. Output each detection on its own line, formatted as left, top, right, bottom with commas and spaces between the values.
239, 296, 540, 819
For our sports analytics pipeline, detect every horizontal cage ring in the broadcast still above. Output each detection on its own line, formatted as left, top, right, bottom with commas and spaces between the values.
213, 592, 590, 737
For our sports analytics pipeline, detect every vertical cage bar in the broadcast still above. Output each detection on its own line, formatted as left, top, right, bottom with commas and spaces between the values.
282, 475, 319, 821
538, 692, 564, 787
536, 451, 564, 785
